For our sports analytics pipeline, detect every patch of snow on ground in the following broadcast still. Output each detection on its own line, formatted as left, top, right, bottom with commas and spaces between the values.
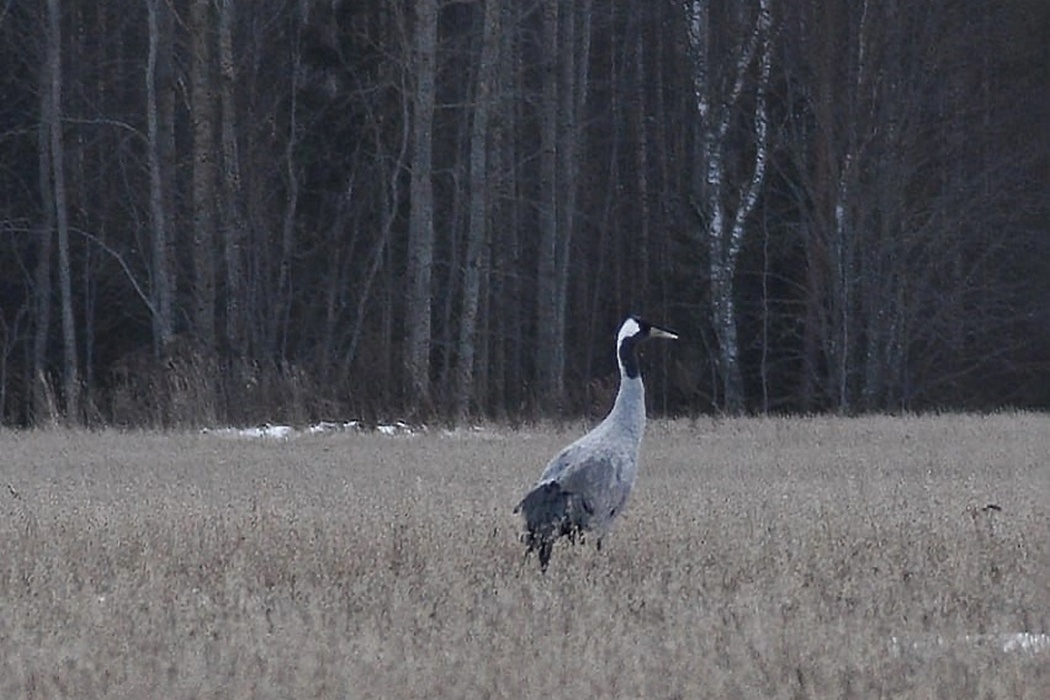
306, 420, 362, 434
203, 420, 422, 439
440, 425, 504, 439
203, 424, 295, 439
1001, 633, 1050, 653
889, 632, 1050, 657
376, 421, 417, 436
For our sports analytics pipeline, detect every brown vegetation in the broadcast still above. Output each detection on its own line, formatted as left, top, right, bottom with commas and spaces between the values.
1, 414, 1048, 698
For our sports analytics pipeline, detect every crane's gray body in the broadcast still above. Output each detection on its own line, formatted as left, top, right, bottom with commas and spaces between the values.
531, 375, 645, 535
516, 316, 676, 570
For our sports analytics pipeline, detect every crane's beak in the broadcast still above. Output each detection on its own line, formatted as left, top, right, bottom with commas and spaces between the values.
650, 325, 678, 341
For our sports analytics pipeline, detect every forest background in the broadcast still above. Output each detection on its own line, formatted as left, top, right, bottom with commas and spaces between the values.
1, 0, 1047, 427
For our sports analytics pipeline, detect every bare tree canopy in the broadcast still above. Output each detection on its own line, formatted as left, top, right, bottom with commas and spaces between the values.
0, 0, 1046, 426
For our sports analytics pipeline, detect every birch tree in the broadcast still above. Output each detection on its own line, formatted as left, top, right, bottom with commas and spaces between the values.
686, 0, 772, 412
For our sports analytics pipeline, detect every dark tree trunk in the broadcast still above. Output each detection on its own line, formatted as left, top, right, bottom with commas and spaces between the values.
190, 0, 217, 359
536, 0, 563, 410
47, 0, 79, 422
146, 0, 175, 353
33, 57, 55, 425
405, 0, 438, 412
454, 0, 502, 422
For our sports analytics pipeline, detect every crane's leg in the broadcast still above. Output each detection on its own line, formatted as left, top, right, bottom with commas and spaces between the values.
538, 540, 553, 572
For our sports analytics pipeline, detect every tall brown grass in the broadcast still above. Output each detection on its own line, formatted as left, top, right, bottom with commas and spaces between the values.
1, 413, 1048, 698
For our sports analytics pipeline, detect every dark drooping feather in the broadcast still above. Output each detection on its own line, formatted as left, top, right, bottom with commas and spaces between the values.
515, 481, 592, 571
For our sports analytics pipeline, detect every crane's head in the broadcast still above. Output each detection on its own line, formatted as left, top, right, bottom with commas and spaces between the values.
617, 316, 678, 379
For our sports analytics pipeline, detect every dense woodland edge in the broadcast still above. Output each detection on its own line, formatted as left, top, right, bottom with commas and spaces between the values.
1, 0, 1048, 428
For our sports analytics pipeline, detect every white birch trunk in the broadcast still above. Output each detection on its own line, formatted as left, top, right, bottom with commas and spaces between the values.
687, 0, 772, 412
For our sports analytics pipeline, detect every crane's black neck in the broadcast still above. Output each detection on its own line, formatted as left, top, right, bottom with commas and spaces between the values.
619, 335, 642, 379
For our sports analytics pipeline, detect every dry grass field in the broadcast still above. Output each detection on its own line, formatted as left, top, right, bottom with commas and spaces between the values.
1, 413, 1048, 699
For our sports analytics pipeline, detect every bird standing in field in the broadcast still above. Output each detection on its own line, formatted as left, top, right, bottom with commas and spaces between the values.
515, 316, 678, 571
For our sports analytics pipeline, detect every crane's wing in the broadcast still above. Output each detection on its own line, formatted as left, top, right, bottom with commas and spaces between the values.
516, 447, 635, 571
556, 452, 632, 528
535, 441, 586, 484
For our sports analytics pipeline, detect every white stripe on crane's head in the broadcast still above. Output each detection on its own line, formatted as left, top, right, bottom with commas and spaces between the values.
617, 317, 643, 344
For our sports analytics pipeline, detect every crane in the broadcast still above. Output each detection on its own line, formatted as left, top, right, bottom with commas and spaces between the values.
515, 316, 678, 571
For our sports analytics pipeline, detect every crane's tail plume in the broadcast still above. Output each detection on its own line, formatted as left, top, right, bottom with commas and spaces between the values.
515, 481, 582, 572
